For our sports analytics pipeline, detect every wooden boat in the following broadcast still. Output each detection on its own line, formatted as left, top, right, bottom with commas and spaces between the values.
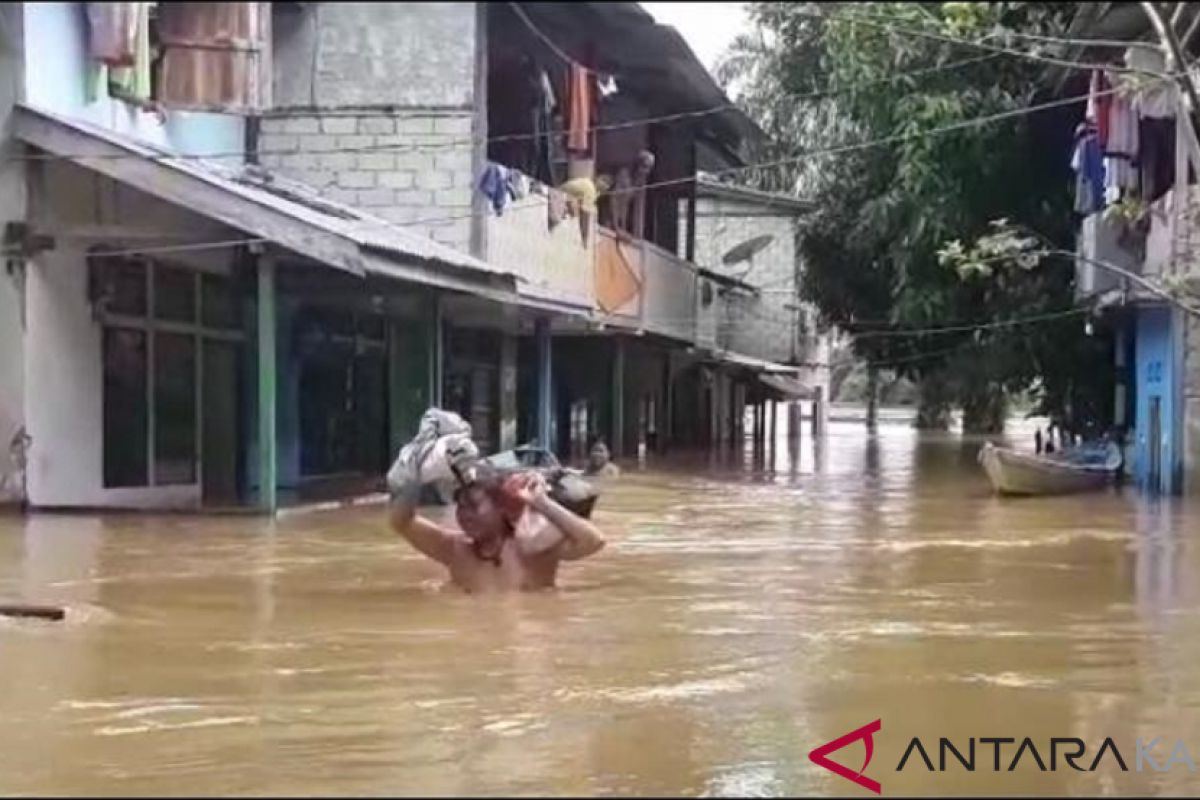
977, 441, 1121, 496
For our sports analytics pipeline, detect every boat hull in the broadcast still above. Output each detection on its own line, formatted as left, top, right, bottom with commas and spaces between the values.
978, 442, 1115, 496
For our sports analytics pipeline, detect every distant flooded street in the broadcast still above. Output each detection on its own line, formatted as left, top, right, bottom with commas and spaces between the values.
4, 419, 1200, 796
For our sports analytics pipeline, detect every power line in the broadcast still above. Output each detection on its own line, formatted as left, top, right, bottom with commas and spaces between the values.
800, 8, 1167, 77
505, 2, 597, 76
389, 76, 1164, 231
1, 54, 1012, 166
10, 9, 1161, 169
31, 76, 1162, 265
848, 307, 1088, 339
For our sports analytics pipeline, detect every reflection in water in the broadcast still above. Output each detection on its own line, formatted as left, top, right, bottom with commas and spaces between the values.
4, 419, 1200, 795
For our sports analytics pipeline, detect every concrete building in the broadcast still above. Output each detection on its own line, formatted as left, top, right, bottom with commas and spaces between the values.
690, 178, 831, 436
1063, 15, 1200, 495
0, 2, 814, 512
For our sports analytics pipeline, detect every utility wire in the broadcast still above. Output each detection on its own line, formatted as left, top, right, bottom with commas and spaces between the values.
6, 7, 1173, 167
35, 78, 1166, 262
2, 53, 1015, 165
799, 7, 1166, 77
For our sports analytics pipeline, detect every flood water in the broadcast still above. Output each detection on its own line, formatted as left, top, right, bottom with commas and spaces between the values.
4, 419, 1200, 796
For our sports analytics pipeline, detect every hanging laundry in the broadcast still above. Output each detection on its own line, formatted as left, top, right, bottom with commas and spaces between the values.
596, 235, 642, 313
1104, 86, 1140, 201
108, 2, 153, 102
530, 67, 558, 184
1087, 69, 1112, 148
547, 187, 569, 230
567, 63, 593, 153
509, 172, 530, 200
1071, 121, 1105, 215
86, 2, 138, 67
477, 162, 516, 216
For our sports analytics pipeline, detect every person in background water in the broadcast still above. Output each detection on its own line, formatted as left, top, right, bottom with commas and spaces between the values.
584, 440, 621, 478
389, 468, 607, 594
1034, 428, 1044, 455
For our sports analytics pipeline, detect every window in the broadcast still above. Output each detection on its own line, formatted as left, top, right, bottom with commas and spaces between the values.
155, 265, 196, 322
102, 328, 149, 487
93, 252, 242, 489
86, 2, 268, 114
154, 333, 197, 485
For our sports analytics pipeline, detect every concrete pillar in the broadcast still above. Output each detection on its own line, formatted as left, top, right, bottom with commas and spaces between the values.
535, 317, 553, 450
1114, 327, 1128, 429
707, 371, 718, 449
812, 385, 827, 437
256, 256, 277, 513
612, 337, 626, 457
788, 401, 802, 444
499, 333, 518, 451
430, 293, 444, 407
662, 353, 673, 453
768, 400, 778, 468
866, 366, 879, 432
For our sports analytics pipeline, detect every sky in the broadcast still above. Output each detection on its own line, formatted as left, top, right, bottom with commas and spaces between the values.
640, 2, 749, 76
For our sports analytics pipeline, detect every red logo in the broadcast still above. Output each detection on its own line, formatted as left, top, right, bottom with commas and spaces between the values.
808, 719, 883, 794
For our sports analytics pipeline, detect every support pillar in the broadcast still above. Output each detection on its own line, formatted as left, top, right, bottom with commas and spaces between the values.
536, 317, 553, 450
866, 366, 879, 432
662, 353, 673, 453
256, 256, 277, 513
812, 385, 827, 437
788, 401, 802, 444
612, 337, 626, 457
430, 293, 444, 407
499, 333, 519, 451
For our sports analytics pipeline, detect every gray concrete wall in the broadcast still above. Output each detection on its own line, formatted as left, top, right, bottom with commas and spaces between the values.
691, 195, 801, 364
265, 3, 480, 253
273, 2, 476, 110
0, 3, 26, 503
259, 110, 475, 251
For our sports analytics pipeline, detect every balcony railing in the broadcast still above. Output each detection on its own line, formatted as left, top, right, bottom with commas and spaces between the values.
482, 177, 702, 343
1076, 210, 1142, 299
482, 189, 595, 310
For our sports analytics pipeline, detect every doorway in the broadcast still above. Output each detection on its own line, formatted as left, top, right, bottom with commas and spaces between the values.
202, 340, 242, 506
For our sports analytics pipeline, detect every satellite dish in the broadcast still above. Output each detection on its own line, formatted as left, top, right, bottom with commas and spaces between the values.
722, 234, 775, 267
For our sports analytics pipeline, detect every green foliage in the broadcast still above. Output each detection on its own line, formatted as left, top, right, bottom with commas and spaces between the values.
719, 2, 1114, 431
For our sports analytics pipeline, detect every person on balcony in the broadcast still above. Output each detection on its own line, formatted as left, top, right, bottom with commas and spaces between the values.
609, 150, 655, 241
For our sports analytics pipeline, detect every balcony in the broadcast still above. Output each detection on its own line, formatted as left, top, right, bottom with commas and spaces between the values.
482, 186, 702, 344
482, 190, 595, 310
1076, 209, 1143, 301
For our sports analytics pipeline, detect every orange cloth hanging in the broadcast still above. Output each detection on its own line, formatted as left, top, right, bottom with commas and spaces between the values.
567, 64, 592, 153
595, 235, 642, 313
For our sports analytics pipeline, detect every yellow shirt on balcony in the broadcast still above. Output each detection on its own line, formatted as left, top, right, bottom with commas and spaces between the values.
560, 177, 599, 214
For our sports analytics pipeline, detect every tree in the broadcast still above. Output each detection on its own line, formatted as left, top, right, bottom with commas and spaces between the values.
719, 2, 1115, 433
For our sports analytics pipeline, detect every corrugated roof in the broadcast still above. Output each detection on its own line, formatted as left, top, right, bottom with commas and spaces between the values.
512, 2, 766, 161
13, 104, 514, 285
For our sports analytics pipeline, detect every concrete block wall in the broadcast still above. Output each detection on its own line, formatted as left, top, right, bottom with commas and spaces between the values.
691, 196, 802, 364
259, 111, 475, 251
266, 2, 482, 253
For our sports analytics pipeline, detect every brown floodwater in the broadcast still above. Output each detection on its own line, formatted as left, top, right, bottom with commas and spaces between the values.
4, 419, 1200, 797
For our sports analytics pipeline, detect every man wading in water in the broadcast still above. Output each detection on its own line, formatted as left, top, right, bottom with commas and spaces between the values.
386, 411, 606, 593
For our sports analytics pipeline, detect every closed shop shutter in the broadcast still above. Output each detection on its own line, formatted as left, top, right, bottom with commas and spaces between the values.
157, 2, 266, 113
